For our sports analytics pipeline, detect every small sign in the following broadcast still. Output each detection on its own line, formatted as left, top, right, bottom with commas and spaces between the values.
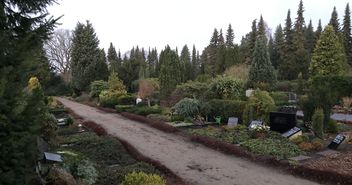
227, 117, 238, 127
249, 120, 263, 129
328, 134, 346, 150
57, 118, 67, 126
44, 152, 62, 163
282, 127, 302, 139
245, 89, 254, 97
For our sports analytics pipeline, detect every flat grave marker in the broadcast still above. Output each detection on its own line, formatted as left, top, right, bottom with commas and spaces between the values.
282, 126, 302, 139
248, 120, 263, 129
227, 117, 238, 128
328, 134, 346, 150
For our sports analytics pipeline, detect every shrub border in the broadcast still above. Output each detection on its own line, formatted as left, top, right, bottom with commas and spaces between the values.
66, 99, 352, 185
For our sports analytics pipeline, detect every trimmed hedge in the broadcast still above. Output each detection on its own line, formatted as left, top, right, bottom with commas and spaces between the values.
117, 94, 136, 105
208, 99, 246, 123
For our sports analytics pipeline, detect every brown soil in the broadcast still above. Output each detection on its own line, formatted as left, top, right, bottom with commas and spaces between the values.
306, 152, 352, 176
57, 97, 319, 185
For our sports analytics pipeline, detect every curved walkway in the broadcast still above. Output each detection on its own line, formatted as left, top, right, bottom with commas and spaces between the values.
57, 98, 319, 185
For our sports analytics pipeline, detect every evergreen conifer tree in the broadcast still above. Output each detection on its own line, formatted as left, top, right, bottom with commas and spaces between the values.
343, 3, 352, 66
272, 25, 285, 69
316, 19, 323, 40
305, 20, 316, 54
226, 24, 235, 47
329, 6, 341, 33
191, 45, 199, 79
108, 42, 119, 72
180, 45, 192, 82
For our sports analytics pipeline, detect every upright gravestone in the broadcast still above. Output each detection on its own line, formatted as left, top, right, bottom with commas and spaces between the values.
328, 134, 346, 150
282, 127, 302, 139
269, 112, 296, 133
227, 117, 238, 128
288, 92, 297, 103
248, 120, 263, 129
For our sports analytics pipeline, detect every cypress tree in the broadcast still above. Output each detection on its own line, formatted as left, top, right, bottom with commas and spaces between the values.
71, 21, 108, 92
147, 48, 158, 77
343, 3, 352, 66
329, 6, 341, 33
268, 36, 275, 68
108, 42, 119, 72
180, 45, 192, 82
248, 35, 277, 86
191, 45, 199, 79
272, 25, 285, 69
159, 46, 182, 98
310, 25, 347, 77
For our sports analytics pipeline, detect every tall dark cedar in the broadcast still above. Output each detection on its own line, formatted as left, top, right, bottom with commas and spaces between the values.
119, 47, 144, 91
180, 45, 192, 82
71, 21, 108, 92
226, 24, 235, 47
108, 42, 119, 72
248, 35, 277, 86
257, 15, 267, 41
159, 46, 182, 98
292, 0, 310, 79
204, 28, 219, 76
147, 48, 158, 77
305, 20, 316, 54
268, 36, 275, 68
216, 30, 226, 74
225, 24, 241, 67
316, 19, 323, 40
0, 0, 57, 184
191, 45, 199, 79
272, 25, 285, 69
279, 9, 295, 80
329, 6, 341, 33
248, 19, 258, 64
343, 3, 352, 66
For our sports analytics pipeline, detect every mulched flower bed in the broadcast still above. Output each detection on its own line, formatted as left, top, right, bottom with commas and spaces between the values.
305, 152, 352, 177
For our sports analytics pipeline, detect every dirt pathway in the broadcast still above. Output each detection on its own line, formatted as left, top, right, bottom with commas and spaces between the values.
57, 98, 319, 185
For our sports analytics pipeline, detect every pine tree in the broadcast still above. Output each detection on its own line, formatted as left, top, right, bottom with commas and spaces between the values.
310, 25, 347, 77
108, 42, 119, 72
204, 28, 220, 76
159, 46, 182, 98
316, 19, 323, 40
268, 36, 275, 68
248, 19, 258, 64
248, 35, 277, 86
257, 15, 267, 41
0, 0, 57, 184
329, 6, 341, 33
180, 45, 192, 82
226, 24, 235, 47
147, 48, 158, 77
191, 45, 199, 79
71, 21, 108, 92
343, 3, 352, 66
305, 20, 316, 54
272, 25, 285, 69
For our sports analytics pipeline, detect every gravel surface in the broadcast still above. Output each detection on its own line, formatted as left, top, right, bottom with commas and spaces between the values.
57, 97, 319, 185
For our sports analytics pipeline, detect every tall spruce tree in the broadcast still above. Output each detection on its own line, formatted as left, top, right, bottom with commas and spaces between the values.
310, 25, 347, 77
191, 45, 199, 79
147, 48, 158, 77
0, 0, 57, 184
316, 19, 323, 40
71, 21, 108, 92
226, 24, 235, 47
159, 46, 182, 97
225, 25, 241, 68
343, 3, 352, 66
108, 42, 119, 72
248, 35, 276, 86
248, 19, 258, 64
272, 25, 285, 69
305, 20, 316, 54
329, 6, 341, 33
257, 15, 267, 41
180, 45, 192, 82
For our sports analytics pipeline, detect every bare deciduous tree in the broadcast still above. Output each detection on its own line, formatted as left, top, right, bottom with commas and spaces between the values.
45, 29, 72, 82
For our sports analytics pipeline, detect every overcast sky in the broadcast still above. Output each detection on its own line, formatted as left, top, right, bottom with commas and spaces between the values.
48, 0, 350, 53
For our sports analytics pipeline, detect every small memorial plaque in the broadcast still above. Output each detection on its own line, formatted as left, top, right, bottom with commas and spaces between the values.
249, 120, 263, 129
328, 134, 346, 150
57, 118, 67, 126
227, 117, 238, 127
282, 127, 302, 139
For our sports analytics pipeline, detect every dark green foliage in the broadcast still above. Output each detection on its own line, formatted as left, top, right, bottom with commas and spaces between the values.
243, 90, 276, 124
180, 45, 192, 82
108, 42, 120, 73
90, 80, 108, 98
310, 25, 347, 77
0, 0, 57, 184
44, 72, 73, 96
159, 46, 182, 98
271, 25, 285, 69
305, 20, 316, 55
172, 81, 210, 100
270, 91, 288, 106
172, 98, 201, 118
257, 15, 267, 41
329, 6, 341, 33
343, 3, 352, 66
208, 99, 246, 123
248, 35, 277, 86
117, 94, 136, 105
209, 76, 244, 100
120, 171, 166, 185
226, 24, 235, 47
191, 45, 200, 80
316, 19, 323, 40
312, 108, 324, 138
325, 119, 338, 134
147, 48, 159, 78
71, 21, 108, 92
116, 105, 162, 116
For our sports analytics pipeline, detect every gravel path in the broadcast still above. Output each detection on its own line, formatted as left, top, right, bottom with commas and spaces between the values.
57, 97, 319, 185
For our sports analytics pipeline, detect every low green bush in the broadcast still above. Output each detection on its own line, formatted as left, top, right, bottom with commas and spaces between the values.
325, 119, 338, 134
116, 105, 135, 113
133, 105, 162, 116
172, 98, 201, 118
99, 90, 125, 108
208, 99, 246, 123
170, 115, 185, 122
147, 114, 170, 122
117, 94, 136, 105
270, 91, 288, 106
209, 76, 244, 100
90, 80, 108, 98
120, 171, 166, 185
312, 108, 324, 138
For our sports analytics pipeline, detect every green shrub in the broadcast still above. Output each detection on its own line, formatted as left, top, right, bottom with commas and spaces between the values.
116, 105, 135, 113
76, 160, 98, 185
172, 98, 201, 118
325, 119, 338, 134
312, 108, 324, 138
147, 114, 170, 122
273, 81, 297, 92
291, 134, 309, 145
117, 94, 136, 105
195, 74, 212, 83
242, 90, 276, 125
299, 95, 316, 123
120, 171, 166, 185
270, 91, 288, 106
170, 115, 185, 122
208, 99, 246, 123
99, 90, 124, 108
133, 105, 162, 116
173, 81, 210, 100
90, 80, 108, 97
209, 76, 244, 100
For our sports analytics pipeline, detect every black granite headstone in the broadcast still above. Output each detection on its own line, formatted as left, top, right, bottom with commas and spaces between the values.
269, 112, 296, 133
328, 134, 346, 150
248, 120, 263, 129
282, 127, 302, 138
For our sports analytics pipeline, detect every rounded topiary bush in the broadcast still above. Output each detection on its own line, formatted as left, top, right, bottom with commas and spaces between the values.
90, 80, 108, 98
172, 98, 200, 118
243, 90, 276, 125
209, 76, 244, 100
120, 171, 166, 185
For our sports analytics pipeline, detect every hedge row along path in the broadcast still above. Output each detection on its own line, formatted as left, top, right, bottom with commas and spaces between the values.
57, 97, 318, 185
